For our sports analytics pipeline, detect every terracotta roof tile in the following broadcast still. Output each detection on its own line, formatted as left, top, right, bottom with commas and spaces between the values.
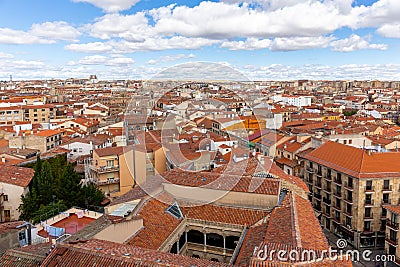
0, 165, 34, 187
303, 141, 400, 178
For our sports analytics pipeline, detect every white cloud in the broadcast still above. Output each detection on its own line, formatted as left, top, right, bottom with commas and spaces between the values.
0, 21, 81, 45
271, 36, 334, 51
349, 0, 400, 29
10, 60, 45, 69
0, 52, 14, 59
147, 53, 196, 64
0, 28, 54, 44
151, 1, 346, 39
30, 21, 81, 41
240, 63, 400, 80
78, 54, 134, 65
65, 42, 114, 53
376, 23, 400, 38
221, 38, 272, 50
88, 12, 150, 40
71, 0, 141, 13
111, 37, 218, 53
330, 34, 388, 52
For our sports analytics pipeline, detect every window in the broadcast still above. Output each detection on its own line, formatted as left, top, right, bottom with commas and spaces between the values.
364, 221, 371, 231
382, 208, 387, 218
347, 191, 352, 201
384, 180, 390, 190
391, 213, 398, 224
4, 210, 10, 222
106, 160, 114, 167
390, 229, 397, 241
166, 202, 183, 219
336, 198, 341, 209
336, 185, 341, 196
346, 216, 352, 227
3, 195, 8, 201
349, 140, 353, 144
365, 194, 372, 204
335, 211, 340, 220
327, 169, 331, 178
365, 208, 371, 218
348, 177, 353, 188
366, 180, 372, 190
383, 193, 390, 204
346, 203, 352, 214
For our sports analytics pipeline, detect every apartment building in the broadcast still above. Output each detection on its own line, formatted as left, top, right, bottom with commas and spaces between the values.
0, 107, 23, 125
383, 205, 400, 265
87, 146, 146, 197
301, 141, 400, 250
9, 129, 62, 153
22, 104, 55, 123
0, 165, 34, 222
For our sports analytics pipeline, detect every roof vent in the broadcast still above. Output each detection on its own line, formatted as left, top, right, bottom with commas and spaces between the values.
124, 253, 131, 257
155, 259, 162, 263
95, 247, 102, 251
202, 177, 207, 181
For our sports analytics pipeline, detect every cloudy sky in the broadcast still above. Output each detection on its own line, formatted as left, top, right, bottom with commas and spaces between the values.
0, 0, 399, 81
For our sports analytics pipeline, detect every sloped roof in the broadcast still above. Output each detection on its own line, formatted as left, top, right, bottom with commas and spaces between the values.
303, 141, 400, 178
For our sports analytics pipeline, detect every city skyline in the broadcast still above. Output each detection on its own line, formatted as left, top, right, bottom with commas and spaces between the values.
0, 0, 399, 81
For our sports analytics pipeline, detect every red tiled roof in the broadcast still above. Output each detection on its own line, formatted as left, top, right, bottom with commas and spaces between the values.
94, 146, 124, 157
161, 169, 280, 195
34, 129, 61, 137
0, 165, 34, 187
383, 205, 400, 215
41, 239, 229, 267
303, 141, 400, 178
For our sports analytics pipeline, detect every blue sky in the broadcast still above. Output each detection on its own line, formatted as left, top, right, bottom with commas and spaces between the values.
0, 0, 399, 80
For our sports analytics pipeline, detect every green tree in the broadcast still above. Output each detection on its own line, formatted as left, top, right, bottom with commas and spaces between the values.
56, 164, 82, 207
19, 188, 40, 221
37, 161, 55, 205
79, 183, 104, 208
31, 155, 42, 192
31, 200, 68, 224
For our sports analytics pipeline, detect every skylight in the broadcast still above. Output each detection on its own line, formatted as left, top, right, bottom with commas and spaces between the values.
166, 202, 183, 219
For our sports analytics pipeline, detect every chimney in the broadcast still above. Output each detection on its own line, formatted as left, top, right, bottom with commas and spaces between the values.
1, 156, 5, 163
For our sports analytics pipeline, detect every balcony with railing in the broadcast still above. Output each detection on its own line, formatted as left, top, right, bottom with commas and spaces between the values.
344, 195, 353, 204
313, 192, 322, 200
385, 234, 398, 246
324, 174, 332, 181
333, 190, 342, 198
316, 171, 322, 178
344, 182, 353, 191
364, 212, 374, 220
383, 185, 393, 192
315, 181, 322, 189
89, 165, 120, 174
323, 197, 331, 205
365, 186, 374, 193
333, 203, 341, 211
387, 219, 400, 231
323, 208, 331, 217
364, 199, 374, 207
333, 177, 342, 185
344, 209, 352, 217
306, 167, 314, 173
333, 216, 341, 224
382, 199, 391, 205
96, 178, 121, 185
323, 185, 331, 193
